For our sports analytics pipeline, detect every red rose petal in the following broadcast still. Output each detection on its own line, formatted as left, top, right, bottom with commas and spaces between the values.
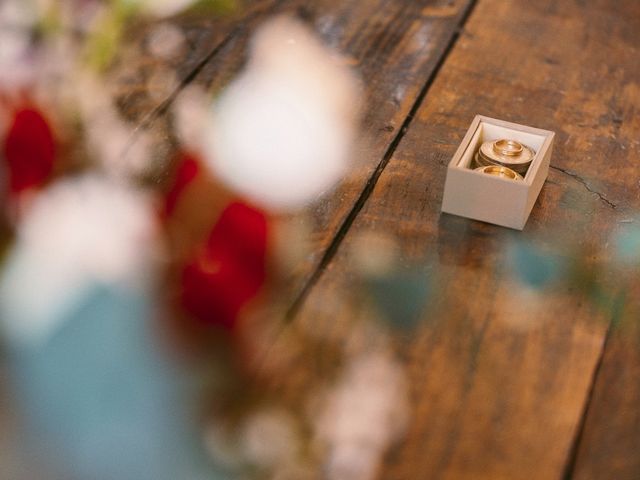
163, 152, 200, 218
180, 201, 268, 330
3, 108, 55, 193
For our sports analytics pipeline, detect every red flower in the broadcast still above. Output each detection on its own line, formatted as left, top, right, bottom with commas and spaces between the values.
163, 152, 200, 218
181, 201, 268, 330
3, 108, 55, 193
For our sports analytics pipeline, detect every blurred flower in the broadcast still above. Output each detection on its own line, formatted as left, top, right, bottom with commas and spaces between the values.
271, 214, 313, 274
350, 231, 431, 330
163, 151, 201, 218
204, 407, 301, 476
325, 443, 379, 480
58, 0, 107, 35
613, 222, 640, 266
492, 282, 548, 332
0, 1, 38, 90
180, 201, 268, 330
0, 1, 39, 29
2, 107, 56, 194
146, 67, 179, 103
82, 1, 131, 71
240, 408, 299, 468
133, 0, 199, 18
76, 72, 153, 179
203, 421, 244, 471
0, 174, 158, 347
0, 29, 33, 91
506, 240, 565, 289
363, 266, 431, 331
0, 166, 7, 203
147, 22, 187, 60
172, 84, 211, 152
204, 15, 361, 211
271, 462, 317, 480
313, 352, 409, 480
349, 231, 399, 278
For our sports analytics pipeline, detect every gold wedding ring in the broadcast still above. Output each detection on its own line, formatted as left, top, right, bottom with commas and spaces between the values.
475, 138, 535, 176
475, 165, 523, 181
493, 139, 523, 156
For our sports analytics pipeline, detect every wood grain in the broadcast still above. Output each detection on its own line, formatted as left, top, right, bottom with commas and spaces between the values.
267, 0, 640, 478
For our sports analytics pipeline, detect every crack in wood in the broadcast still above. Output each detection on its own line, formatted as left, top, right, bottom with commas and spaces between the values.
550, 164, 618, 210
145, 29, 239, 126
122, 26, 241, 157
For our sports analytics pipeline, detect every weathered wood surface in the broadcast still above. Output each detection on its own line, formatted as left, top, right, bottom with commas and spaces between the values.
3, 0, 639, 478
259, 0, 640, 479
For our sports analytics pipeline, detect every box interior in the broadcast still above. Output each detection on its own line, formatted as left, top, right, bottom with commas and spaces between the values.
455, 121, 548, 183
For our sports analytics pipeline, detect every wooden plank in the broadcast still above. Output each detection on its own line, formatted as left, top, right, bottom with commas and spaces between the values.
264, 0, 640, 478
572, 287, 640, 480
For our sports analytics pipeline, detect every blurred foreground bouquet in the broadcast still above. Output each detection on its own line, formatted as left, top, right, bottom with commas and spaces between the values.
0, 3, 416, 479
2, 3, 633, 480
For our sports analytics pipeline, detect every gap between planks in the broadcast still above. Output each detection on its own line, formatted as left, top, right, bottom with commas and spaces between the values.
561, 321, 613, 480
562, 288, 627, 479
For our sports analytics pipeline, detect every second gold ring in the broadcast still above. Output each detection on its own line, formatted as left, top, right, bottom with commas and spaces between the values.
474, 165, 524, 181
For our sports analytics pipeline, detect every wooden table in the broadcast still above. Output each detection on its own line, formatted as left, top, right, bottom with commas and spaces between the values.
5, 0, 640, 478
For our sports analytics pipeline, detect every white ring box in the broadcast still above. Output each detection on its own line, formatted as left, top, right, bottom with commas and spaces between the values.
441, 115, 555, 230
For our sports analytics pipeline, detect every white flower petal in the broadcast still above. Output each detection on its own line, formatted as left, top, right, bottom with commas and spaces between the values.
0, 175, 158, 347
204, 15, 361, 211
